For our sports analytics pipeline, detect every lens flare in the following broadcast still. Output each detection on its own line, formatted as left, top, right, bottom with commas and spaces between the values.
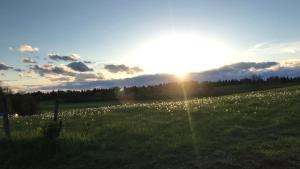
180, 82, 199, 156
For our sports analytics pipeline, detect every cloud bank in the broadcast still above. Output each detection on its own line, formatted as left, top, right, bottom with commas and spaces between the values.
189, 60, 300, 81
29, 63, 103, 83
37, 74, 177, 91
35, 60, 300, 91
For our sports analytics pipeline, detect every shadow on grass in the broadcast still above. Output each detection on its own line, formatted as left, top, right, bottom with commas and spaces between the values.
0, 135, 196, 169
0, 138, 65, 169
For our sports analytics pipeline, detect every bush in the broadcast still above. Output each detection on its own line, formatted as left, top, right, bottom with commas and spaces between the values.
42, 121, 62, 141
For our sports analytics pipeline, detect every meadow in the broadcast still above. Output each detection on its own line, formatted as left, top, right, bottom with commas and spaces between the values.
0, 86, 300, 169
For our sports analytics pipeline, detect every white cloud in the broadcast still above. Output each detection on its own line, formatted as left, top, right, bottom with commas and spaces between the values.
246, 41, 300, 57
15, 44, 39, 53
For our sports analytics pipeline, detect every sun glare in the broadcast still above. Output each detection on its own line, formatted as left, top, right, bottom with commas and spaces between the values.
175, 70, 187, 79
133, 32, 234, 75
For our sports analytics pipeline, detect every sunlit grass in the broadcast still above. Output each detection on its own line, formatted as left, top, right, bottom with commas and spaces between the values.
0, 86, 300, 169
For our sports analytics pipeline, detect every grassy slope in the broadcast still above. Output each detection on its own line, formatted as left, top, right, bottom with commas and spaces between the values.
37, 83, 300, 112
0, 86, 300, 169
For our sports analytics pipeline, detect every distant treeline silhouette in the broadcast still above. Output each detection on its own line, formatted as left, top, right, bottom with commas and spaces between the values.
29, 76, 300, 102
1, 76, 300, 115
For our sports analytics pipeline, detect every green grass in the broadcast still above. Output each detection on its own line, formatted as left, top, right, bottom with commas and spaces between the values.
37, 83, 300, 113
37, 100, 121, 112
1, 86, 300, 169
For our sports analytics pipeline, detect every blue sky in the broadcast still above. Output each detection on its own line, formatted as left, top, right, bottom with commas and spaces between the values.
1, 0, 300, 91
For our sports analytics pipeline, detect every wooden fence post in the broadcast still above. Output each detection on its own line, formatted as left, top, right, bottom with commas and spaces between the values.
2, 96, 11, 139
53, 100, 59, 122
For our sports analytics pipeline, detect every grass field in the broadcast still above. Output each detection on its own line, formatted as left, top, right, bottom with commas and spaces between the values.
37, 82, 300, 112
38, 100, 121, 112
1, 86, 300, 169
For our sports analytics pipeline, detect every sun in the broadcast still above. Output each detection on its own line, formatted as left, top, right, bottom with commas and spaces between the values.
174, 70, 187, 79
132, 31, 234, 75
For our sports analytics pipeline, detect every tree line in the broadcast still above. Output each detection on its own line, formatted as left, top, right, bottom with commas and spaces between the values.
29, 76, 300, 102
1, 76, 300, 115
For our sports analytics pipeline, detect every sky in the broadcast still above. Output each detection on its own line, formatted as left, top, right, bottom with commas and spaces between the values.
1, 0, 300, 91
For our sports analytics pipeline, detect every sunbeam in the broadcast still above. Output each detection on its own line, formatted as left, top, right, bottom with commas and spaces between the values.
180, 82, 199, 156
